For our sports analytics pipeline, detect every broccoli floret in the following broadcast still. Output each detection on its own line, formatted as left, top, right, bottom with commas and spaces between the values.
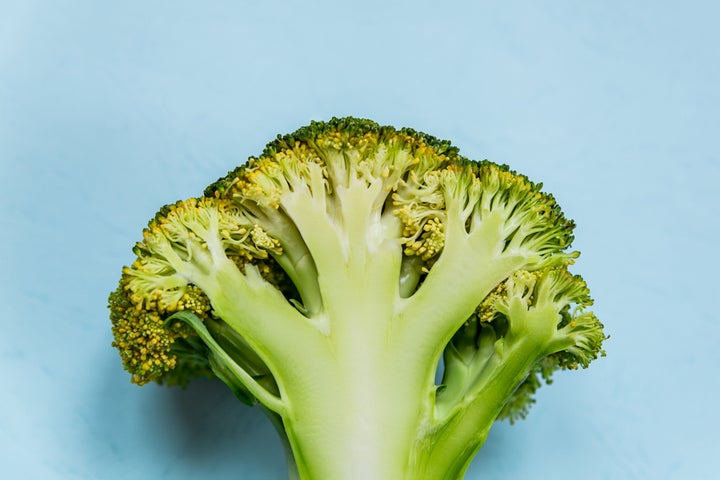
109, 117, 605, 479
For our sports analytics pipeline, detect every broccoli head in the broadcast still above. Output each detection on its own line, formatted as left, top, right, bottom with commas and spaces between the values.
109, 117, 605, 479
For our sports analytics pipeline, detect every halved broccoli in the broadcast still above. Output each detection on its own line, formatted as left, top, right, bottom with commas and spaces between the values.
109, 117, 605, 479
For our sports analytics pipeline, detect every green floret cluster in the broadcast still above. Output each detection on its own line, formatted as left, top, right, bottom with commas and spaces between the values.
109, 280, 213, 386
108, 117, 605, 480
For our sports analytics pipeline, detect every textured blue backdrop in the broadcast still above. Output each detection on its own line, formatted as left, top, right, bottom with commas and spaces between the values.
1, 1, 718, 479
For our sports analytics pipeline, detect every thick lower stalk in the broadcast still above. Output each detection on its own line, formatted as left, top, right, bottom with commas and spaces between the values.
280, 356, 429, 480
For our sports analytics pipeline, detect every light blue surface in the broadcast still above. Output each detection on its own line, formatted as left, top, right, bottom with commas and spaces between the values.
1, 1, 718, 478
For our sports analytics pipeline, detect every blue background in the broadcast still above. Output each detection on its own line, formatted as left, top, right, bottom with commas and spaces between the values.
1, 1, 718, 479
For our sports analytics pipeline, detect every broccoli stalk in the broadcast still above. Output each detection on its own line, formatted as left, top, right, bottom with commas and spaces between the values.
109, 117, 605, 479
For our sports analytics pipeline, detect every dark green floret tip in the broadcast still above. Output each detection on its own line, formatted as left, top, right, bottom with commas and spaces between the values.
397, 126, 460, 158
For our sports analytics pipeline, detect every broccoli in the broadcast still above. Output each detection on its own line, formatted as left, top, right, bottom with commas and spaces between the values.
109, 117, 605, 479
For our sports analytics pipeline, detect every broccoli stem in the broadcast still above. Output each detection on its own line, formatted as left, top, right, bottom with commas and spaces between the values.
207, 259, 440, 478
274, 201, 434, 477
423, 340, 550, 478
197, 188, 449, 477
280, 349, 432, 479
